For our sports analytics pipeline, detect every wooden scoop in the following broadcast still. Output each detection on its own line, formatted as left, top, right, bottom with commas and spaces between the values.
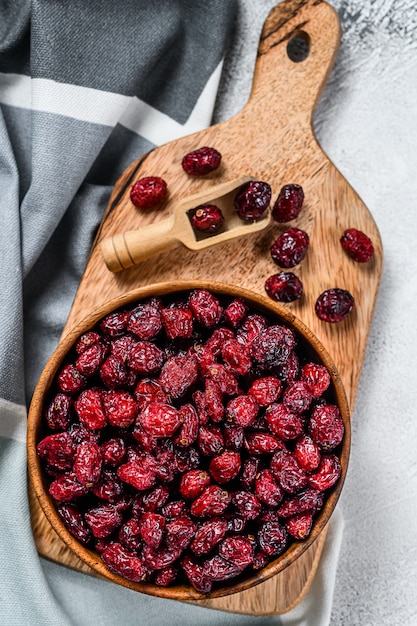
100, 175, 270, 272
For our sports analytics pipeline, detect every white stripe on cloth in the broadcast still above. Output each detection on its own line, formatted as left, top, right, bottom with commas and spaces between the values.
0, 61, 223, 145
0, 397, 27, 443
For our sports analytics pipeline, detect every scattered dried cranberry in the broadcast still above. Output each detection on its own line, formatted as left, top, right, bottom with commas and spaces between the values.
188, 289, 223, 328
315, 288, 355, 323
307, 454, 342, 491
102, 543, 146, 582
182, 146, 221, 176
272, 184, 304, 222
271, 227, 309, 268
161, 307, 193, 340
250, 325, 295, 369
285, 511, 313, 540
301, 363, 331, 398
191, 205, 224, 234
180, 470, 211, 500
190, 485, 231, 518
265, 272, 303, 303
340, 228, 374, 262
190, 517, 228, 556
73, 441, 102, 486
234, 180, 272, 222
130, 176, 167, 209
309, 403, 344, 450
209, 450, 241, 484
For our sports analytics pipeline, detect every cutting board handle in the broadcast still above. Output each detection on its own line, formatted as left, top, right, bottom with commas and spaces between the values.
231, 0, 341, 137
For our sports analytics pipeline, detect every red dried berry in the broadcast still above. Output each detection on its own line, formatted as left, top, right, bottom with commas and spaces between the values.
102, 543, 146, 582
209, 450, 241, 484
134, 379, 166, 410
340, 228, 374, 262
223, 298, 248, 329
130, 176, 167, 208
100, 311, 130, 337
283, 380, 313, 413
102, 390, 138, 428
271, 227, 309, 268
248, 376, 282, 406
190, 517, 228, 556
219, 536, 254, 569
91, 469, 124, 501
236, 314, 268, 348
272, 184, 304, 222
74, 388, 107, 430
189, 289, 223, 328
57, 503, 91, 544
162, 500, 187, 520
49, 472, 89, 502
75, 331, 101, 355
232, 491, 262, 521
301, 362, 331, 398
294, 434, 321, 472
57, 364, 86, 394
127, 302, 162, 340
190, 485, 231, 517
203, 378, 224, 423
234, 180, 271, 222
142, 543, 182, 572
240, 458, 260, 491
191, 204, 224, 233
117, 460, 156, 491
127, 340, 165, 374
226, 394, 259, 428
244, 432, 285, 456
100, 437, 126, 467
44, 393, 73, 431
204, 555, 243, 581
159, 355, 198, 398
181, 555, 213, 593
139, 402, 182, 438
255, 470, 284, 507
182, 146, 221, 176
257, 520, 288, 557
277, 488, 323, 517
265, 272, 303, 303
118, 517, 143, 551
165, 515, 196, 551
309, 403, 344, 450
270, 449, 308, 493
85, 504, 123, 539
205, 363, 239, 396
141, 485, 170, 512
285, 511, 314, 540
197, 424, 224, 456
37, 432, 76, 471
161, 307, 193, 340
265, 403, 304, 440
76, 342, 107, 377
173, 403, 199, 447
250, 325, 295, 369
223, 422, 244, 450
109, 335, 135, 362
180, 470, 211, 500
73, 441, 102, 486
307, 454, 342, 491
138, 512, 166, 549
221, 339, 252, 376
154, 565, 178, 587
99, 355, 129, 389
315, 288, 354, 323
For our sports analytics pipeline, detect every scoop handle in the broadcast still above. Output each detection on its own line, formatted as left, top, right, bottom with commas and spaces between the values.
100, 215, 178, 272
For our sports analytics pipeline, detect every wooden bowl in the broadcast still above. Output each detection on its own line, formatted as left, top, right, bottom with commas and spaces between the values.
27, 280, 350, 600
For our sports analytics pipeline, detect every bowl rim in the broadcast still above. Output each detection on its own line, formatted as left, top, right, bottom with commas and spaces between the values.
27, 279, 351, 600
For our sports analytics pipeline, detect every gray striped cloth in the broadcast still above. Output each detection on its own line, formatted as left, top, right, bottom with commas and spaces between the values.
0, 1, 343, 624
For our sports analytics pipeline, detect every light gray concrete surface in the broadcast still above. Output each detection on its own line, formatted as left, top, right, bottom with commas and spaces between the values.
214, 1, 417, 624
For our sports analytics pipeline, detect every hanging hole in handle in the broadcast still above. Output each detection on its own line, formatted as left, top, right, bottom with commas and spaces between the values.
287, 31, 310, 63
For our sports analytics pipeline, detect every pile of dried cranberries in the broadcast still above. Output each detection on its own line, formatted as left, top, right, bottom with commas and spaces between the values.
37, 288, 345, 593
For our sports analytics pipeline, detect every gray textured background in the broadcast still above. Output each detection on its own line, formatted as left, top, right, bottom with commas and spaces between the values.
214, 1, 417, 624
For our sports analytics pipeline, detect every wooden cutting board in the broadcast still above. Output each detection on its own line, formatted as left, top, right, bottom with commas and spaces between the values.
28, 0, 383, 615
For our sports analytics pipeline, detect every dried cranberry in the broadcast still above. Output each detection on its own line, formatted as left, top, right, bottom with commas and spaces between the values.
154, 565, 178, 587
250, 325, 295, 369
309, 403, 344, 450
294, 435, 321, 472
181, 555, 213, 593
44, 393, 73, 431
285, 511, 313, 540
221, 339, 252, 376
244, 432, 285, 455
138, 512, 166, 549
73, 441, 102, 486
102, 390, 138, 428
102, 543, 146, 582
277, 488, 323, 517
340, 228, 374, 262
301, 362, 331, 398
271, 227, 309, 268
75, 331, 101, 355
100, 311, 130, 337
236, 314, 268, 347
188, 289, 223, 328
257, 520, 288, 557
248, 376, 282, 406
226, 394, 259, 428
234, 180, 271, 222
141, 485, 170, 512
134, 379, 166, 409
37, 432, 75, 471
272, 184, 304, 222
232, 491, 262, 521
223, 422, 244, 450
255, 470, 284, 507
57, 503, 91, 544
307, 454, 342, 491
139, 402, 181, 438
283, 380, 313, 413
142, 543, 182, 571
204, 555, 243, 581
117, 460, 156, 491
92, 469, 124, 501
100, 437, 126, 467
49, 472, 89, 502
190, 517, 228, 556
265, 403, 304, 440
209, 450, 241, 484
218, 536, 254, 569
270, 449, 308, 493
179, 470, 211, 500
159, 355, 198, 398
99, 355, 128, 389
191, 204, 224, 233
57, 364, 86, 394
161, 307, 193, 340
315, 288, 354, 323
265, 272, 303, 302
182, 146, 221, 176
165, 515, 196, 551
190, 485, 231, 517
127, 341, 165, 374
240, 458, 260, 491
203, 378, 224, 423
130, 176, 167, 208
223, 298, 248, 329
173, 403, 199, 447
118, 517, 143, 551
205, 363, 239, 396
197, 425, 224, 456
76, 342, 107, 377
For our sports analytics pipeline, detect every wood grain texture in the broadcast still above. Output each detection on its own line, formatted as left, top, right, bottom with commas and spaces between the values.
28, 0, 383, 616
